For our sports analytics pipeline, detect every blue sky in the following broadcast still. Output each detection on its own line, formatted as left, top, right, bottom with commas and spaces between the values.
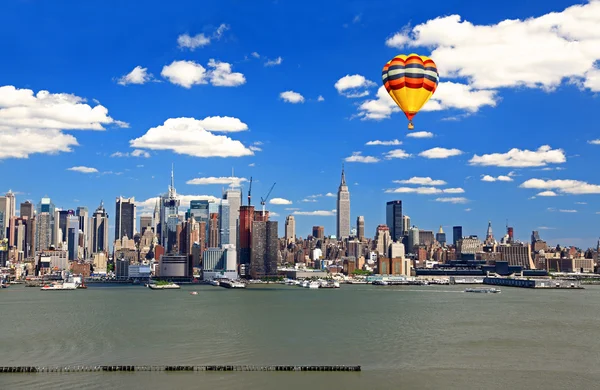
1, 0, 599, 247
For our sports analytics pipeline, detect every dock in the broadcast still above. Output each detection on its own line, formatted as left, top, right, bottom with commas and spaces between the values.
0, 365, 361, 373
483, 277, 584, 289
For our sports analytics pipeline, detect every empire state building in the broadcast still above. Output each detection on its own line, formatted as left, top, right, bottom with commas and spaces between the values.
337, 166, 350, 240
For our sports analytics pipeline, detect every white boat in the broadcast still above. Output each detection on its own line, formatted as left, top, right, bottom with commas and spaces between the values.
348, 280, 367, 284
464, 287, 501, 294
300, 280, 309, 288
209, 280, 220, 286
40, 281, 78, 291
148, 282, 181, 290
308, 281, 320, 289
190, 291, 199, 295
220, 280, 246, 289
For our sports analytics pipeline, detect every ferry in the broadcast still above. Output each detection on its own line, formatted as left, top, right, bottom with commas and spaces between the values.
464, 287, 501, 294
148, 282, 181, 290
318, 280, 341, 289
41, 281, 78, 291
219, 279, 246, 289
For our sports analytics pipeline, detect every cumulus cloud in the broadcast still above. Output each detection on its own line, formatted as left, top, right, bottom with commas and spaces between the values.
270, 198, 292, 205
117, 66, 154, 85
317, 95, 325, 102
385, 187, 464, 195
0, 85, 124, 159
520, 178, 600, 194
161, 59, 245, 88
384, 149, 411, 159
334, 74, 377, 98
394, 177, 447, 186
130, 117, 253, 158
186, 176, 248, 186
264, 57, 283, 66
537, 191, 558, 197
138, 194, 219, 214
419, 147, 463, 159
325, 192, 336, 197
177, 33, 211, 50
435, 197, 469, 204
470, 145, 566, 167
197, 116, 248, 132
67, 166, 98, 173
559, 209, 578, 213
385, 1, 600, 92
481, 175, 513, 182
365, 139, 402, 146
588, 139, 600, 145
344, 152, 380, 163
111, 149, 150, 158
406, 131, 434, 138
280, 91, 305, 103
293, 210, 335, 216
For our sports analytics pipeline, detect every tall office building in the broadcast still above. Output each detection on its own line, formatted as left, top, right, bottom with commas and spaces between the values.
285, 215, 295, 244
485, 221, 494, 245
115, 197, 136, 241
67, 212, 79, 261
375, 225, 391, 257
356, 216, 365, 241
160, 167, 180, 254
386, 200, 403, 241
76, 207, 91, 259
312, 226, 324, 240
250, 220, 278, 279
218, 200, 231, 245
402, 215, 411, 236
208, 213, 220, 248
12, 216, 35, 258
20, 201, 34, 219
54, 210, 69, 246
140, 215, 153, 234
452, 226, 463, 247
239, 205, 255, 273
408, 227, 420, 253
336, 167, 350, 240
436, 226, 446, 246
223, 187, 241, 249
36, 198, 55, 251
92, 201, 109, 253
0, 191, 16, 240
153, 199, 160, 238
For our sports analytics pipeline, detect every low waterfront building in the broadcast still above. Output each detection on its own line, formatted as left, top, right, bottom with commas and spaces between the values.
158, 254, 191, 278
129, 264, 151, 278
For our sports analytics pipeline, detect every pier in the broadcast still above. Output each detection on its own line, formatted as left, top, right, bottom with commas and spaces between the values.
0, 365, 361, 373
483, 277, 584, 289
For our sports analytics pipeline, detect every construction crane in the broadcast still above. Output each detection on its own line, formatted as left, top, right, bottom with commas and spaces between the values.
247, 176, 253, 206
260, 182, 276, 216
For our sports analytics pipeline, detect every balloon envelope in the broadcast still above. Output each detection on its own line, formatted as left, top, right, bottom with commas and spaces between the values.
382, 54, 439, 128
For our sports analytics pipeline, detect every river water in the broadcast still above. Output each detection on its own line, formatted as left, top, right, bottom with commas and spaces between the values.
1, 283, 599, 389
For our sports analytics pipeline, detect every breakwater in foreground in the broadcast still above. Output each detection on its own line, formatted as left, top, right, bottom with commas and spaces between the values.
0, 365, 361, 373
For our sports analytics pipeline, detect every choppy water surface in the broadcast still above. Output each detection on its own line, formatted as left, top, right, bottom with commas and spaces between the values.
1, 283, 599, 389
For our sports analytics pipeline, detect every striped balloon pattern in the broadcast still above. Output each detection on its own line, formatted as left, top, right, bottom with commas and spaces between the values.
382, 54, 439, 129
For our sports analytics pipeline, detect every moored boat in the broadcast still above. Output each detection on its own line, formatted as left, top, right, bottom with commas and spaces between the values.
219, 279, 246, 289
41, 281, 78, 291
148, 282, 181, 290
465, 287, 501, 294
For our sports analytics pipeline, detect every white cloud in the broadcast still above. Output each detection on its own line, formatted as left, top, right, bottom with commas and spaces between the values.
470, 145, 566, 167
385, 1, 600, 92
285, 208, 300, 211
537, 191, 558, 197
269, 212, 280, 217
385, 186, 464, 195
537, 226, 555, 230
161, 60, 245, 88
419, 147, 463, 159
435, 197, 469, 204
394, 177, 447, 186
559, 209, 578, 213
207, 59, 246, 87
117, 66, 154, 85
138, 194, 219, 214
264, 57, 283, 66
130, 117, 253, 158
293, 210, 335, 216
575, 202, 587, 205
67, 166, 98, 174
0, 85, 124, 159
317, 95, 325, 102
248, 163, 255, 167
270, 198, 292, 205
464, 208, 472, 212
161, 60, 208, 88
334, 74, 377, 98
384, 149, 411, 159
365, 139, 402, 146
177, 33, 211, 50
345, 152, 380, 163
520, 178, 600, 195
307, 194, 323, 198
280, 91, 305, 103
251, 52, 260, 58
197, 116, 248, 132
588, 139, 600, 145
249, 146, 262, 152
301, 199, 318, 203
407, 131, 434, 138
325, 192, 336, 197
481, 175, 513, 182
186, 176, 248, 186
111, 149, 150, 158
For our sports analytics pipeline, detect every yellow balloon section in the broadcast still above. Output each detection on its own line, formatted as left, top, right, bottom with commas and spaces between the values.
382, 54, 439, 129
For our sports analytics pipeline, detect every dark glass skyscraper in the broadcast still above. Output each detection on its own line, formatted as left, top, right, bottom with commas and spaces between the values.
115, 197, 136, 241
453, 226, 463, 247
386, 200, 403, 241
250, 220, 278, 279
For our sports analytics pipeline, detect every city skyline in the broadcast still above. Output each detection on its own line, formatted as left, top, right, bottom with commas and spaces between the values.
0, 0, 599, 247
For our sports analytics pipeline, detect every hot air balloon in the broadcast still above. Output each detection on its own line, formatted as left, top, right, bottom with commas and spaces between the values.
382, 54, 439, 130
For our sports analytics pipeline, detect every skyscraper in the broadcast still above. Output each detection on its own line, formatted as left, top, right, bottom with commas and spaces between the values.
223, 187, 241, 249
140, 215, 153, 234
161, 167, 180, 254
54, 210, 69, 246
408, 227, 420, 254
238, 205, 255, 274
115, 197, 136, 241
312, 226, 324, 240
67, 212, 79, 261
208, 213, 220, 248
20, 201, 34, 219
76, 207, 91, 259
218, 200, 231, 245
336, 166, 350, 240
356, 216, 365, 241
452, 226, 463, 247
11, 216, 35, 259
402, 215, 411, 236
92, 201, 109, 253
436, 226, 446, 246
285, 215, 295, 244
250, 220, 278, 279
485, 221, 494, 245
375, 225, 391, 257
386, 200, 403, 241
36, 197, 55, 251
0, 191, 16, 240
